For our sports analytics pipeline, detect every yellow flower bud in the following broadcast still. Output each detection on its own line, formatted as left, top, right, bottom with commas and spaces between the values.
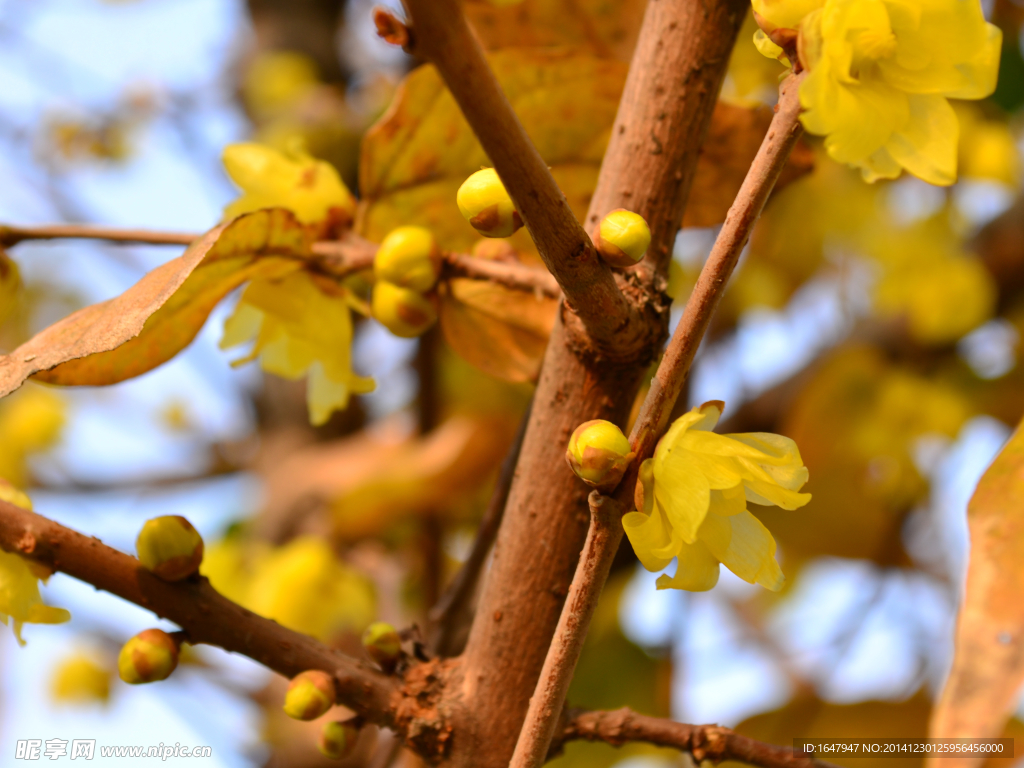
374, 226, 442, 292
135, 516, 204, 581
362, 622, 402, 670
595, 209, 651, 268
456, 168, 523, 238
565, 420, 635, 489
118, 629, 179, 685
318, 720, 360, 760
283, 669, 336, 720
372, 281, 437, 338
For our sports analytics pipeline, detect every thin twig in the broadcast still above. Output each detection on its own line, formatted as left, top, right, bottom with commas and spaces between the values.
396, 0, 636, 344
0, 222, 560, 297
427, 397, 533, 656
0, 498, 400, 725
558, 707, 841, 768
508, 71, 808, 768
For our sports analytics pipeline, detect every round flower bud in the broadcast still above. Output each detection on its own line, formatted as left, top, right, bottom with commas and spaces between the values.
456, 168, 523, 238
118, 629, 179, 685
374, 226, 442, 292
362, 622, 402, 670
318, 720, 360, 760
283, 670, 336, 721
135, 515, 204, 581
566, 420, 635, 489
372, 281, 437, 338
595, 209, 651, 268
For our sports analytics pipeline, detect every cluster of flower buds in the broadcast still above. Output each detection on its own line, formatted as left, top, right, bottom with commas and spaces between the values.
457, 168, 523, 238
135, 515, 204, 581
565, 419, 635, 490
283, 669, 336, 720
118, 629, 180, 685
372, 226, 440, 338
362, 621, 402, 672
594, 209, 651, 268
318, 719, 360, 760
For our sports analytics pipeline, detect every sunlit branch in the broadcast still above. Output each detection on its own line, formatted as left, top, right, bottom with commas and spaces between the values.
558, 707, 841, 768
509, 71, 808, 768
390, 1, 637, 344
0, 498, 400, 725
0, 222, 561, 298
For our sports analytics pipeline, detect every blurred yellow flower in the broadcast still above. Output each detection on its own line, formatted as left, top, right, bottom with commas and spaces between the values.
50, 653, 111, 705
956, 105, 1022, 187
220, 271, 374, 426
0, 484, 71, 645
754, 0, 1001, 185
623, 402, 810, 592
222, 142, 355, 226
202, 535, 375, 642
0, 250, 21, 329
0, 386, 66, 489
242, 51, 319, 119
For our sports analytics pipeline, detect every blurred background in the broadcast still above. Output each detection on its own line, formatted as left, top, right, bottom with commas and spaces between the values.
0, 0, 1023, 766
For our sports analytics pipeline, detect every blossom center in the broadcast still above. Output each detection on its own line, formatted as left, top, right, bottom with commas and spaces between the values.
853, 26, 897, 60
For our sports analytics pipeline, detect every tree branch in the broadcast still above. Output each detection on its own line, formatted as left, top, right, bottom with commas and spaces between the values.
397, 0, 636, 345
0, 499, 400, 725
558, 707, 841, 768
1, 222, 560, 297
509, 71, 808, 768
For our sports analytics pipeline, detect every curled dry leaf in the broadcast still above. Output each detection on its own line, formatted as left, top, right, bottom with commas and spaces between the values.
439, 278, 557, 383
359, 50, 813, 260
929, 416, 1024, 766
0, 209, 315, 398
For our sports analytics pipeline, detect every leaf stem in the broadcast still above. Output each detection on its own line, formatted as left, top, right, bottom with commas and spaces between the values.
508, 70, 808, 768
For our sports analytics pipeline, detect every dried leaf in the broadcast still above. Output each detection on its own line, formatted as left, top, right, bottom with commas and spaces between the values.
0, 209, 315, 397
465, 0, 646, 62
930, 416, 1024, 763
358, 50, 812, 258
439, 278, 557, 382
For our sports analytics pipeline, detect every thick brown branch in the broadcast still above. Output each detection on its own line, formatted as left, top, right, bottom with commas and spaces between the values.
399, 0, 636, 345
0, 499, 399, 725
509, 72, 808, 768
559, 708, 841, 768
1, 222, 559, 297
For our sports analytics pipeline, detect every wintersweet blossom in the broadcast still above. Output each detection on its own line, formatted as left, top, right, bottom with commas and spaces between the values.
753, 0, 1001, 185
0, 481, 71, 644
622, 402, 811, 592
220, 271, 374, 426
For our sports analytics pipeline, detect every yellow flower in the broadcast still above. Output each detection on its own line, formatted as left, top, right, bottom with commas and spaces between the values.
0, 386, 66, 488
222, 142, 355, 226
623, 402, 811, 592
220, 271, 374, 426
50, 653, 112, 705
754, 0, 1001, 185
0, 483, 71, 644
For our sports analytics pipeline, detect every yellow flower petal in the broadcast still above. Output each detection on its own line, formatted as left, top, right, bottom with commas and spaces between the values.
699, 510, 785, 591
623, 508, 680, 572
652, 458, 710, 544
655, 540, 721, 592
883, 93, 958, 186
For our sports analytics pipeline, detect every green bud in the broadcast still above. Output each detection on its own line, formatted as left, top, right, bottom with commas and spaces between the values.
372, 281, 437, 338
136, 515, 204, 581
318, 720, 360, 760
595, 209, 651, 268
565, 420, 635, 489
118, 629, 179, 685
456, 168, 523, 238
374, 226, 442, 292
283, 670, 335, 720
362, 622, 402, 669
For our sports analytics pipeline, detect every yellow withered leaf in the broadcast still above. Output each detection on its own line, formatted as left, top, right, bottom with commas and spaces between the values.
930, 416, 1024, 764
359, 50, 812, 258
465, 0, 646, 62
0, 209, 315, 397
439, 278, 557, 383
